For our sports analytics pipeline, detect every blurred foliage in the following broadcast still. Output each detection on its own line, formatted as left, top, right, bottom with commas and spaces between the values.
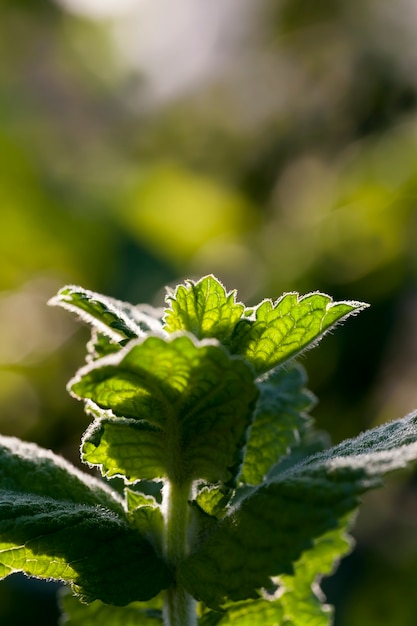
1, 0, 417, 624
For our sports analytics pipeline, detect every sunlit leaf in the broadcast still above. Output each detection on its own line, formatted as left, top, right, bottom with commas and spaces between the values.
230, 292, 368, 375
87, 329, 123, 362
125, 488, 161, 513
164, 275, 244, 343
71, 335, 258, 486
194, 484, 231, 519
240, 363, 316, 485
81, 417, 165, 482
124, 488, 164, 554
48, 285, 143, 342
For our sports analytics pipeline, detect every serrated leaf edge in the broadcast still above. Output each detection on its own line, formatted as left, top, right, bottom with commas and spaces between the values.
48, 285, 144, 343
68, 331, 254, 401
163, 274, 244, 323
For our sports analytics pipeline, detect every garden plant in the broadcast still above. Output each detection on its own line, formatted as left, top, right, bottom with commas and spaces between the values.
1, 274, 417, 626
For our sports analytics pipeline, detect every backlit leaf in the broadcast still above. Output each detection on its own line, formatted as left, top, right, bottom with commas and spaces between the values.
125, 488, 164, 554
194, 485, 232, 519
87, 329, 124, 362
81, 417, 165, 482
49, 285, 143, 342
230, 292, 368, 375
240, 363, 316, 485
164, 275, 244, 343
71, 335, 258, 486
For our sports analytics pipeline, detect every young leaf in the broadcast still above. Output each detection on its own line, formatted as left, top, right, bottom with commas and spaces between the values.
194, 484, 232, 519
0, 494, 172, 605
164, 275, 245, 343
70, 335, 258, 486
81, 417, 165, 483
240, 363, 316, 485
48, 285, 143, 343
84, 304, 165, 362
87, 329, 124, 362
125, 488, 161, 512
125, 488, 164, 554
230, 292, 368, 375
180, 410, 417, 608
60, 588, 163, 626
119, 302, 165, 334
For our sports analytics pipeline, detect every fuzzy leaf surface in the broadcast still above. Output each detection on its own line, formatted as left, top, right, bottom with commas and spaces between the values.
181, 411, 417, 608
0, 435, 123, 514
60, 588, 163, 625
164, 275, 244, 342
0, 437, 171, 603
71, 335, 258, 485
240, 363, 316, 485
230, 292, 368, 375
0, 494, 172, 605
49, 286, 142, 342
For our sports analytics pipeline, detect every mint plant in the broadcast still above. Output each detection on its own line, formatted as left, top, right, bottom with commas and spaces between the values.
1, 274, 417, 626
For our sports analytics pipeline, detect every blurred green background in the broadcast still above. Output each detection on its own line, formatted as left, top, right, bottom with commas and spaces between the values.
1, 1, 417, 624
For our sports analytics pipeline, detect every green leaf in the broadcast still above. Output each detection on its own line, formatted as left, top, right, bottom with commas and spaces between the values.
60, 588, 163, 625
163, 275, 245, 343
119, 302, 165, 334
0, 435, 123, 515
48, 285, 143, 342
230, 292, 368, 375
125, 488, 161, 512
194, 485, 232, 519
199, 515, 352, 626
275, 515, 353, 626
81, 417, 165, 482
180, 410, 417, 608
0, 437, 171, 604
199, 599, 284, 625
87, 329, 124, 362
240, 363, 316, 485
125, 488, 164, 554
0, 494, 172, 605
85, 304, 165, 362
71, 335, 258, 486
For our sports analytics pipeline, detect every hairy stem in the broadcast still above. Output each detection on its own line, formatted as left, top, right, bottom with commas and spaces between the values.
163, 481, 197, 626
